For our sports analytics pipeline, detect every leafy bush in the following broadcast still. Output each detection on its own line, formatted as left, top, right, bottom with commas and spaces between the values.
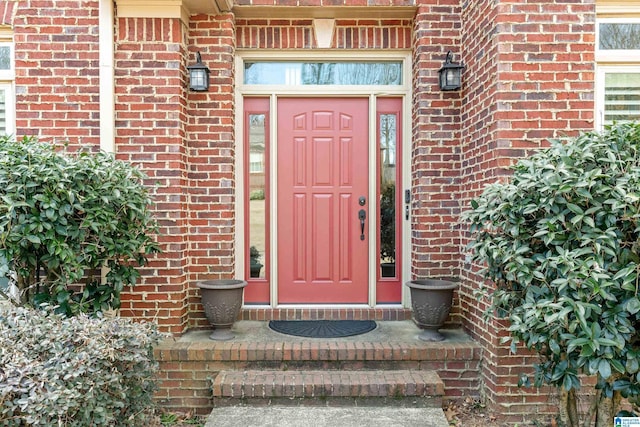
0, 136, 159, 314
249, 189, 265, 200
463, 123, 640, 426
0, 306, 164, 426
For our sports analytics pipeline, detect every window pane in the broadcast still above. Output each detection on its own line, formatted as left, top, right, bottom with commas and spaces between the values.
604, 73, 640, 125
0, 89, 6, 135
245, 62, 402, 86
0, 46, 9, 71
248, 114, 266, 279
380, 114, 397, 278
599, 23, 640, 50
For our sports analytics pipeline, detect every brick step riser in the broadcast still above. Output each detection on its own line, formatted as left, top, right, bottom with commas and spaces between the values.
222, 360, 480, 372
212, 369, 445, 409
213, 396, 443, 408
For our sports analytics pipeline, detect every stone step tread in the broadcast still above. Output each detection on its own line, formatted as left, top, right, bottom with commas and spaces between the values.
212, 369, 444, 399
205, 407, 450, 427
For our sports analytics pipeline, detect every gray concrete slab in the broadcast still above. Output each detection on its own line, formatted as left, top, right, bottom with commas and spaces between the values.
178, 320, 471, 344
205, 406, 449, 427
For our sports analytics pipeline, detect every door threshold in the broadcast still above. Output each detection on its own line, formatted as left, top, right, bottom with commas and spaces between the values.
240, 306, 411, 321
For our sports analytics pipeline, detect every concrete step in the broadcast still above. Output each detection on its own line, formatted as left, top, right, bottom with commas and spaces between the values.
212, 369, 444, 408
205, 407, 450, 427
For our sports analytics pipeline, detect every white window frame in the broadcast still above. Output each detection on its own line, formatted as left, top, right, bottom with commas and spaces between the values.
0, 82, 15, 136
596, 17, 640, 62
0, 37, 15, 136
596, 16, 640, 130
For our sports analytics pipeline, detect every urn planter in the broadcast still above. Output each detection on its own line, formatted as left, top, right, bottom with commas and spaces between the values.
196, 279, 247, 341
405, 279, 458, 342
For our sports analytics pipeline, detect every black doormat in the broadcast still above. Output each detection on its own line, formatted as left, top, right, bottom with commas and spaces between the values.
268, 320, 376, 338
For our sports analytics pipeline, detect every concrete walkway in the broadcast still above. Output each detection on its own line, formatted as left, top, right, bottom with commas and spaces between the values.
205, 407, 449, 427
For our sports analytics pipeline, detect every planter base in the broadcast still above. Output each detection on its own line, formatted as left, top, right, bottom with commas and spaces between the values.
417, 328, 446, 342
209, 328, 236, 341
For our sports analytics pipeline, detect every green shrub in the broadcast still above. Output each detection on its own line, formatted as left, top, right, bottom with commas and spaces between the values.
463, 123, 640, 426
0, 306, 164, 426
0, 136, 159, 314
249, 189, 265, 200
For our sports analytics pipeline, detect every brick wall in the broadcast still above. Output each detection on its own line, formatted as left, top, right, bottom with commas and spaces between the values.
459, 0, 596, 422
0, 1, 17, 26
185, 13, 237, 329
114, 17, 191, 334
236, 17, 413, 49
410, 2, 463, 325
13, 0, 100, 150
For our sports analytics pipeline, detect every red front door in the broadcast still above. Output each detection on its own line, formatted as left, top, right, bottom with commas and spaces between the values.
277, 98, 369, 304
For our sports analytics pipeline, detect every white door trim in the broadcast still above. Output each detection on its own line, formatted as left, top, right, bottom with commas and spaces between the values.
235, 50, 412, 309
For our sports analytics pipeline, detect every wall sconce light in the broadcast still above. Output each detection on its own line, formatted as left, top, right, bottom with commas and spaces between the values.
438, 51, 465, 91
187, 51, 210, 92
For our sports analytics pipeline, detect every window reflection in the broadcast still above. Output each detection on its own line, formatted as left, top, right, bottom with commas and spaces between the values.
600, 23, 640, 50
0, 89, 6, 135
604, 73, 640, 125
0, 46, 9, 71
248, 114, 266, 279
379, 114, 396, 278
245, 62, 402, 86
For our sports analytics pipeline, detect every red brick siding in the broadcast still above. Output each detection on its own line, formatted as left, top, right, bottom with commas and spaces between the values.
13, 0, 100, 149
236, 18, 412, 49
458, 0, 501, 408
410, 3, 463, 310
186, 13, 237, 329
114, 17, 190, 334
0, 0, 17, 26
459, 0, 596, 422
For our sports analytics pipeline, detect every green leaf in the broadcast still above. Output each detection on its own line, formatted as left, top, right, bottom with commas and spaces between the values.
26, 235, 41, 244
626, 298, 640, 315
599, 359, 612, 379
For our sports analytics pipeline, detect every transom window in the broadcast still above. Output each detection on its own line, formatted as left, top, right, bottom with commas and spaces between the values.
244, 61, 402, 86
598, 21, 640, 51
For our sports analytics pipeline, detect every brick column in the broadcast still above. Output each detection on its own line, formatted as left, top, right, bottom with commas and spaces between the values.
411, 3, 463, 286
114, 17, 190, 334
186, 13, 237, 329
459, 0, 596, 422
13, 0, 100, 149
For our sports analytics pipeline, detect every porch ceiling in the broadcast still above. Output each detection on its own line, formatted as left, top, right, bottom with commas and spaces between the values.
185, 0, 233, 14
232, 5, 417, 19
114, 0, 416, 23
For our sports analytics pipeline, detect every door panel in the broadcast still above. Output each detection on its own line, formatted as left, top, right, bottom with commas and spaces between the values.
277, 98, 369, 304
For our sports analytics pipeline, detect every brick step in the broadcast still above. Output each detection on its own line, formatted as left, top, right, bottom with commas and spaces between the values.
212, 369, 444, 408
155, 323, 482, 415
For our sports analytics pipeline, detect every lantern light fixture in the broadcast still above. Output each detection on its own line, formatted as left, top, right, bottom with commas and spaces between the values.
187, 51, 210, 92
438, 50, 465, 91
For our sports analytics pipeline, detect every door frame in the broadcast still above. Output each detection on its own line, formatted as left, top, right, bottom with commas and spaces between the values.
235, 50, 413, 309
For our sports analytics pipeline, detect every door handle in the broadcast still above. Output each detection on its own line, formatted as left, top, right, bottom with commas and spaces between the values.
358, 209, 366, 241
